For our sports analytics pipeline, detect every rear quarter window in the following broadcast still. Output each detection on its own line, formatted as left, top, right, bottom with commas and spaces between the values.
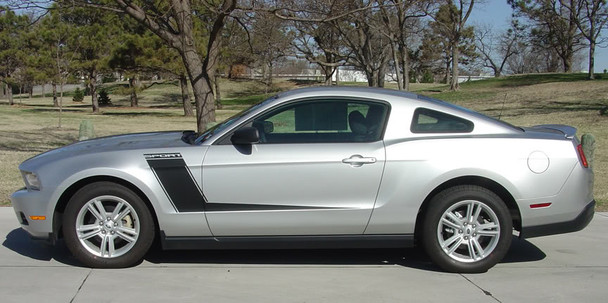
411, 108, 474, 133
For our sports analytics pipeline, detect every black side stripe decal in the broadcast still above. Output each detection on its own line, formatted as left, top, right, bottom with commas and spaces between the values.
205, 203, 343, 212
145, 153, 349, 213
146, 154, 206, 212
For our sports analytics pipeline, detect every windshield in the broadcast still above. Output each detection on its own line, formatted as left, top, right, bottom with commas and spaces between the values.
195, 95, 277, 144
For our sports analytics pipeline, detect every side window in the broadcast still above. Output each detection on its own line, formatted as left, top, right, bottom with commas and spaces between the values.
251, 100, 388, 143
411, 108, 474, 133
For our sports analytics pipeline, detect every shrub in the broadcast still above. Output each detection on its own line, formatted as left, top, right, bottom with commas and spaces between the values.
72, 87, 84, 102
98, 89, 112, 106
421, 70, 435, 83
102, 74, 117, 83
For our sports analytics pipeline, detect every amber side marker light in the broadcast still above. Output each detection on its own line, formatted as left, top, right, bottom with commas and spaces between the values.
530, 203, 552, 209
29, 216, 46, 221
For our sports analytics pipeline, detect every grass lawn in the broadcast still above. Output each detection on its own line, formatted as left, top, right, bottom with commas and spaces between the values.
1, 74, 606, 211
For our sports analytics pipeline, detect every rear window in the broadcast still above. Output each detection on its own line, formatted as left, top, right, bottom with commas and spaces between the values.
411, 108, 474, 133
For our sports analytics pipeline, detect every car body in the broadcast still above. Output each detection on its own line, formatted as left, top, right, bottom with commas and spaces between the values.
11, 86, 595, 272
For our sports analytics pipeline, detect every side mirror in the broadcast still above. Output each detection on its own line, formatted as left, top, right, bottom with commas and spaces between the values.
231, 127, 260, 145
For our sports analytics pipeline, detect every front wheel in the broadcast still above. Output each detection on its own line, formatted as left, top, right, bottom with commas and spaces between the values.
63, 182, 155, 268
422, 185, 512, 273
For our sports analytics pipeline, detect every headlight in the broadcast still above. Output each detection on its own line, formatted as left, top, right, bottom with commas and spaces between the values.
22, 171, 41, 190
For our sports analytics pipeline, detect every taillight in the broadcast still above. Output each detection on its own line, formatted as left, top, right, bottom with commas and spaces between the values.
577, 144, 588, 168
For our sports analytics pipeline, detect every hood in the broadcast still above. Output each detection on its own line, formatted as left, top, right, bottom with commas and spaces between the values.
22, 131, 191, 168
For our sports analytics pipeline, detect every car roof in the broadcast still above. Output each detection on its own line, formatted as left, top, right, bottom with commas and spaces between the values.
204, 86, 522, 145
273, 86, 522, 134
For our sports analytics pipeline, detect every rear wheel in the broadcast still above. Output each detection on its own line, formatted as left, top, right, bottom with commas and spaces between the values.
422, 185, 512, 273
63, 182, 154, 268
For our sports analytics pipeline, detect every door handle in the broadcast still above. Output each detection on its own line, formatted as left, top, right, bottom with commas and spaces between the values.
342, 155, 376, 167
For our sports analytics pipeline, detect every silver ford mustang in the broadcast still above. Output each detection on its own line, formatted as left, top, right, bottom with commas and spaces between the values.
10, 87, 594, 272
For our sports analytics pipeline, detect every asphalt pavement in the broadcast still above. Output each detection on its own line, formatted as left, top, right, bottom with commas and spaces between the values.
1, 207, 607, 302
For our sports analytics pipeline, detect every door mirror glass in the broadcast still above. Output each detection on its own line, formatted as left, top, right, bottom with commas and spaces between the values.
231, 127, 260, 144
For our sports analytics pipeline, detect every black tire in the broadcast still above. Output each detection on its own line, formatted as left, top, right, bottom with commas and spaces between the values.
63, 182, 155, 268
421, 185, 512, 273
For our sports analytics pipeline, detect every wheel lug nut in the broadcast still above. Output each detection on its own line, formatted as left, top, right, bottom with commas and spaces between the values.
111, 231, 115, 235
114, 223, 118, 227
102, 230, 106, 234
464, 236, 469, 240
459, 230, 463, 234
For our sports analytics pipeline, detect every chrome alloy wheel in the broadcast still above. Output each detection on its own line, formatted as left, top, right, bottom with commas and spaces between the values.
437, 200, 501, 263
75, 195, 140, 258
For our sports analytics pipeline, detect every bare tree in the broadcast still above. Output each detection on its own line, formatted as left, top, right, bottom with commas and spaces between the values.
335, 2, 391, 87
474, 21, 523, 77
561, 0, 608, 79
377, 0, 430, 90
509, 0, 586, 73
292, 19, 349, 85
249, 10, 293, 90
286, 0, 356, 85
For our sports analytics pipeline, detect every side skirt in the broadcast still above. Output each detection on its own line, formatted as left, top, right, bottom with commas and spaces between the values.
160, 232, 415, 250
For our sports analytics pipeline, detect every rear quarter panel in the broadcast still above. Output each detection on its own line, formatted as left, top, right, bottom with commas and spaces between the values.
365, 136, 578, 234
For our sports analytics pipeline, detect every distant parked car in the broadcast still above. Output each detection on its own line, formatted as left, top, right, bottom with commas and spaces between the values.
11, 87, 594, 272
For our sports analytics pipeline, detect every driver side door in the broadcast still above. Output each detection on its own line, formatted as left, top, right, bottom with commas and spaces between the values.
202, 98, 389, 236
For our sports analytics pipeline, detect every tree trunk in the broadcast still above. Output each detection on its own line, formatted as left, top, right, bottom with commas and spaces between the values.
269, 63, 274, 88
59, 82, 64, 128
179, 74, 194, 117
588, 40, 595, 80
182, 50, 215, 132
401, 47, 410, 91
52, 82, 58, 107
451, 45, 460, 90
323, 67, 333, 86
377, 62, 386, 88
228, 64, 234, 79
391, 42, 404, 91
129, 77, 139, 107
214, 73, 222, 110
6, 83, 14, 106
89, 71, 99, 113
548, 52, 560, 72
262, 64, 269, 93
334, 67, 339, 86
444, 59, 450, 84
366, 69, 378, 87
563, 51, 573, 73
